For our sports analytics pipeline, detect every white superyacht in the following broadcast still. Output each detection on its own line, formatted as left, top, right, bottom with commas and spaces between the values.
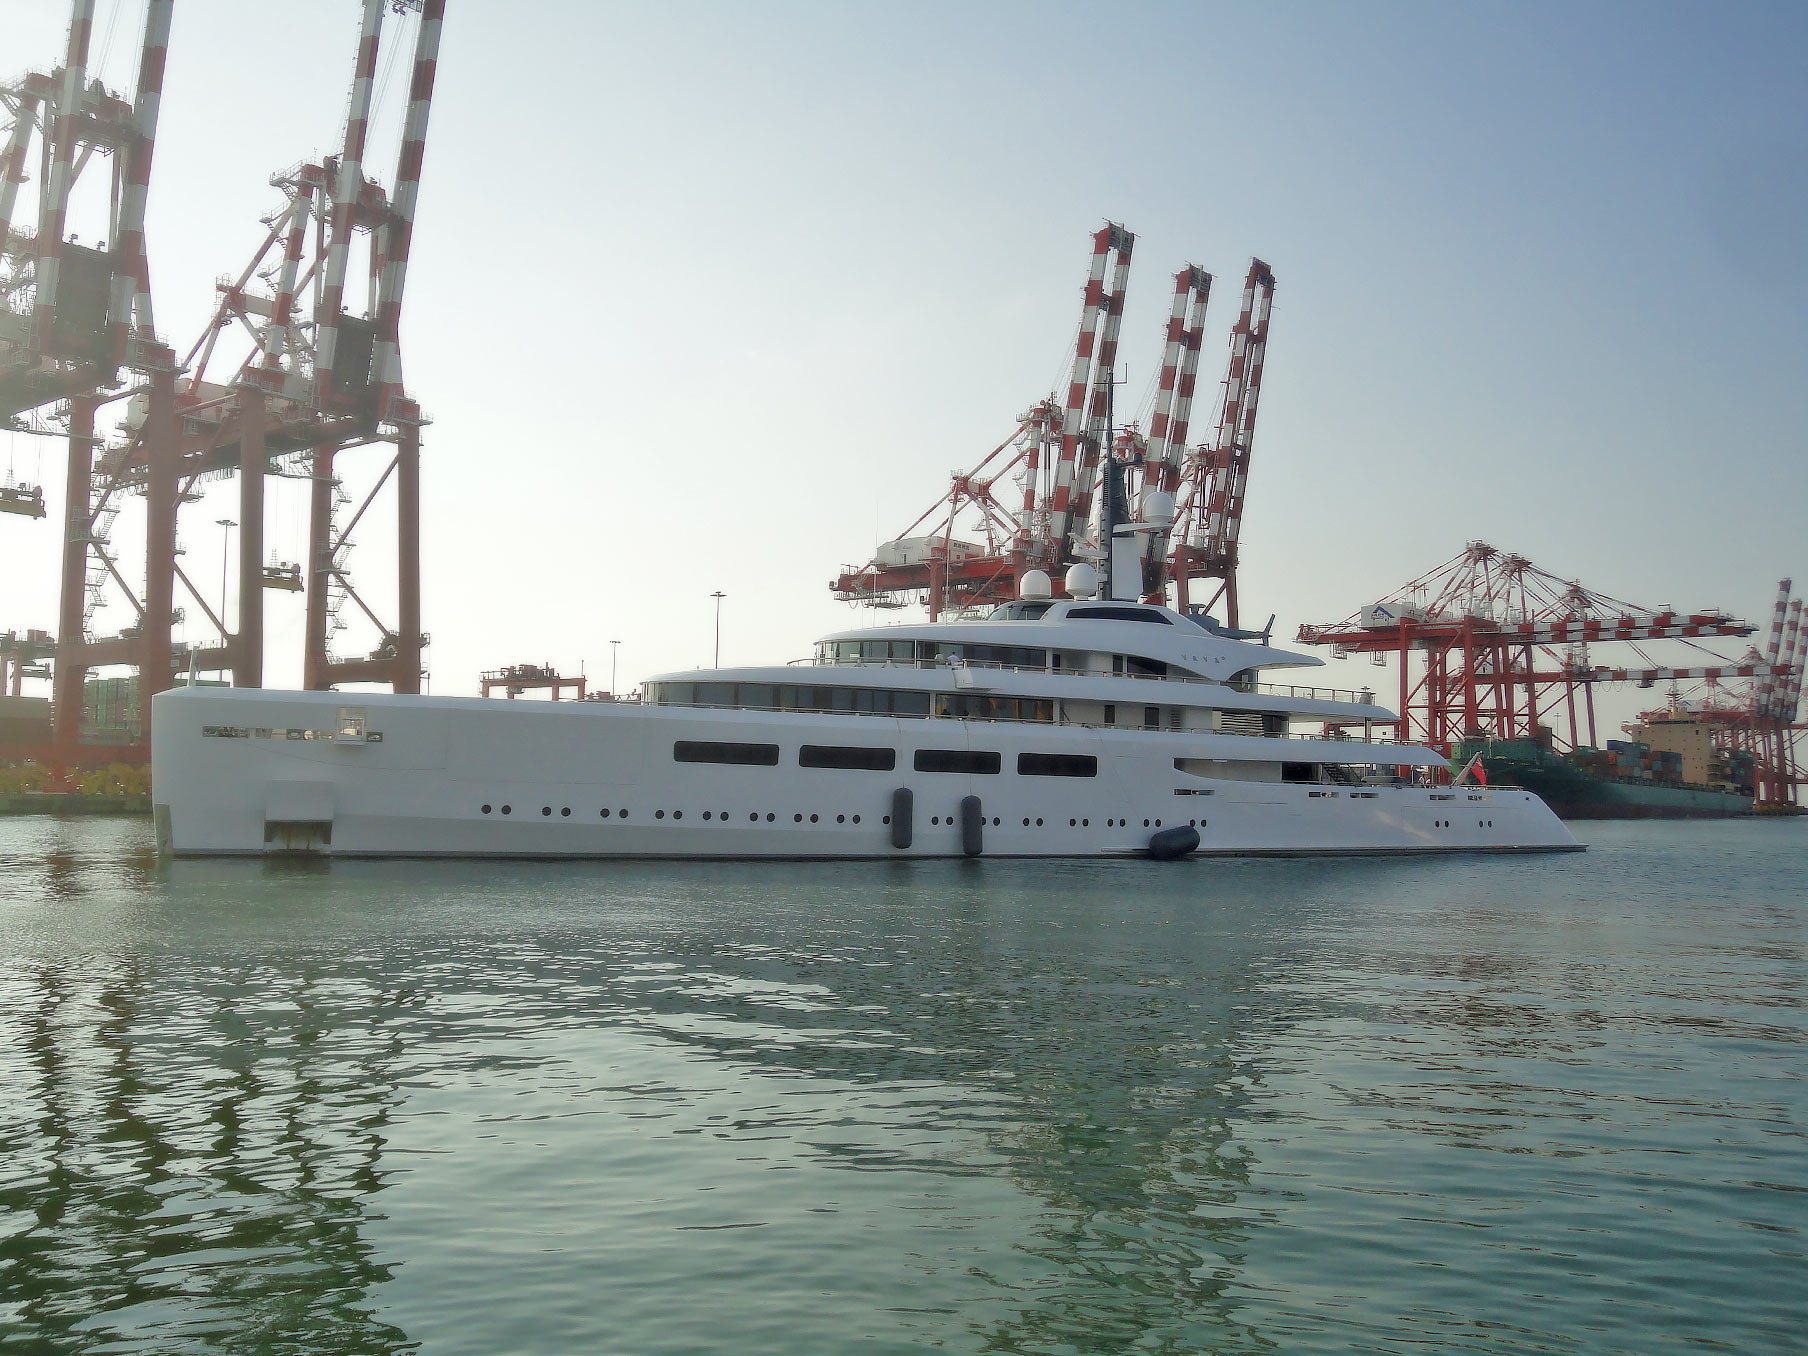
151, 561, 1579, 859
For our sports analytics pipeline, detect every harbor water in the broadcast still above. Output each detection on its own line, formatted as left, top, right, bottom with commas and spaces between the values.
2, 818, 1803, 1354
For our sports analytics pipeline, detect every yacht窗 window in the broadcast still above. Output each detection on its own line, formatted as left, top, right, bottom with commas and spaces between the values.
914, 749, 1001, 774
672, 740, 780, 766
799, 744, 896, 771
1068, 605, 1172, 624
1017, 752, 1097, 778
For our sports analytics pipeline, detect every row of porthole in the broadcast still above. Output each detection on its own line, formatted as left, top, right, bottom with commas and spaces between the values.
475, 804, 1197, 831
1433, 819, 1495, 828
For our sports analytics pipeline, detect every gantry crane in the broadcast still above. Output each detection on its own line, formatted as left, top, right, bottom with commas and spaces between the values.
171, 0, 445, 693
1, 0, 446, 774
1169, 259, 1276, 625
832, 225, 1277, 621
1298, 543, 1804, 808
1, 0, 177, 770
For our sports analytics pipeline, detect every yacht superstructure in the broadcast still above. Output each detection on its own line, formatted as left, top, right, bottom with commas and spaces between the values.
151, 590, 1580, 858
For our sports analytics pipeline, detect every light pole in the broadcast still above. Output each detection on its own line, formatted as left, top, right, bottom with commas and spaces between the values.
711, 591, 725, 668
215, 517, 237, 643
610, 639, 620, 697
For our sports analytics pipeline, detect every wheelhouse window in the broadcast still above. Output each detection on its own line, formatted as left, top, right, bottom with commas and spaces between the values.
799, 744, 896, 771
1068, 605, 1173, 624
914, 749, 1001, 774
1017, 752, 1097, 778
673, 740, 780, 766
986, 601, 1055, 621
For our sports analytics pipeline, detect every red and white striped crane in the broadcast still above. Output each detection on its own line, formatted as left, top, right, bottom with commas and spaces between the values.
833, 226, 1283, 621
1170, 258, 1277, 624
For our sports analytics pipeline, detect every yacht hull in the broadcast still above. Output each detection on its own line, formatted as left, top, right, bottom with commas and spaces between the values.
152, 687, 1580, 859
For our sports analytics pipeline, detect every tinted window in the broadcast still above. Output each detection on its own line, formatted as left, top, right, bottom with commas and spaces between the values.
800, 744, 897, 771
914, 749, 1001, 774
1068, 606, 1172, 624
1017, 752, 1097, 778
673, 741, 780, 766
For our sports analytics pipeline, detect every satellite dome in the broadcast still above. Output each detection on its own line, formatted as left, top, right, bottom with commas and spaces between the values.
1065, 563, 1099, 599
1019, 569, 1052, 601
1142, 490, 1175, 526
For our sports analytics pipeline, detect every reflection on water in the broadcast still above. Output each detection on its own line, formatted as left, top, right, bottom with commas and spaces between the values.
1, 817, 1803, 1354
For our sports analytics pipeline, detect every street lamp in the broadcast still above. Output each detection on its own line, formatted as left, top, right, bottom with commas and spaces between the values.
610, 639, 620, 697
711, 591, 725, 668
215, 517, 236, 642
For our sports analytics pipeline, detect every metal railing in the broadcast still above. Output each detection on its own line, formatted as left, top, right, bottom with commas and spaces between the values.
644, 696, 1412, 744
792, 655, 1379, 706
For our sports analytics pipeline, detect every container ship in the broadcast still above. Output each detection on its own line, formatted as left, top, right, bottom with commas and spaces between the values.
1459, 701, 1766, 820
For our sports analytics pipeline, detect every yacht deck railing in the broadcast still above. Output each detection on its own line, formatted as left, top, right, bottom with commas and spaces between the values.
789, 656, 1378, 706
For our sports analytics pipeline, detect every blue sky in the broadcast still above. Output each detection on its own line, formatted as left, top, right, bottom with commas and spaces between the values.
1, 0, 1803, 722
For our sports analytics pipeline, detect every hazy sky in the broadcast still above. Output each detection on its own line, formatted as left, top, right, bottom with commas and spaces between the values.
2, 0, 1804, 731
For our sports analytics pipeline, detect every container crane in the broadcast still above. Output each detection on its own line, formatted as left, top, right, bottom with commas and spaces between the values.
0, 0, 178, 773
164, 0, 444, 691
1297, 543, 1802, 808
832, 225, 1248, 619
1169, 259, 1276, 624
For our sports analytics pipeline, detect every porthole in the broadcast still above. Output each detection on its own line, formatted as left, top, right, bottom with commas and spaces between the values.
719, 811, 727, 820
1488, 820, 1493, 827
931, 816, 940, 825
703, 811, 712, 821
673, 810, 682, 820
541, 806, 552, 817
1081, 818, 1089, 827
1022, 817, 1031, 826
836, 814, 845, 823
502, 805, 512, 815
766, 812, 775, 822
1155, 819, 1162, 827
481, 804, 492, 815
882, 814, 891, 824
991, 816, 1000, 826
1069, 818, 1077, 827
600, 808, 611, 818
750, 812, 759, 822
809, 813, 819, 823
656, 809, 665, 819
1035, 817, 1044, 827
852, 815, 861, 824
1143, 818, 1151, 828
794, 813, 803, 823
561, 807, 571, 817
619, 809, 629, 819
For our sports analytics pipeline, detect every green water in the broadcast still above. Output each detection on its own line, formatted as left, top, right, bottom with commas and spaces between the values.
2, 818, 1803, 1354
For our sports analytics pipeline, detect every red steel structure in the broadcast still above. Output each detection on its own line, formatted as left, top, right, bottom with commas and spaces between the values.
1169, 259, 1276, 625
1, 0, 178, 770
832, 227, 1275, 621
1298, 543, 1804, 807
176, 0, 444, 694
1, 0, 444, 774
